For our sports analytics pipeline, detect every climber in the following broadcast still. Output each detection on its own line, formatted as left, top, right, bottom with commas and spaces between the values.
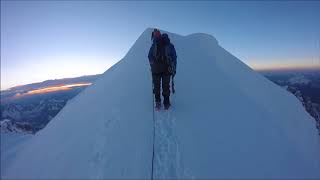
148, 29, 177, 110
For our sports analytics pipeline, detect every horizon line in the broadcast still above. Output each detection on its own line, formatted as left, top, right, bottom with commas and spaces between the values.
2, 66, 319, 91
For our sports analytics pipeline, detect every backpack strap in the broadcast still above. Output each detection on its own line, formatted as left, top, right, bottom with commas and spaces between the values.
152, 43, 157, 59
164, 45, 171, 64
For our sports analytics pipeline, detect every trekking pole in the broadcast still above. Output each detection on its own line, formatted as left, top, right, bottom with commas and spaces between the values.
171, 75, 175, 94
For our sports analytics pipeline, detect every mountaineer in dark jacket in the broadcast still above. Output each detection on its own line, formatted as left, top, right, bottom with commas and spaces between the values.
148, 29, 177, 110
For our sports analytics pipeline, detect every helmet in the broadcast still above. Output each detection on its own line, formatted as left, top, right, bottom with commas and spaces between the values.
152, 29, 161, 40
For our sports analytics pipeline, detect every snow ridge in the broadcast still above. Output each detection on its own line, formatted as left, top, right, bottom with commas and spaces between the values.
2, 28, 320, 179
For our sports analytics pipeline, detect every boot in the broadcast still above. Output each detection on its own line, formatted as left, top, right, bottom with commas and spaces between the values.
155, 94, 161, 104
155, 95, 161, 110
163, 96, 171, 110
155, 101, 161, 110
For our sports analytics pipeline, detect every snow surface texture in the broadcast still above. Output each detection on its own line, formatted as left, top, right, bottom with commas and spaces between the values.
2, 28, 320, 179
1, 133, 32, 174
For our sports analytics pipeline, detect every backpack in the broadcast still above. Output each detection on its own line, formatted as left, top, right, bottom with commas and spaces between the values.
164, 45, 176, 73
152, 38, 166, 63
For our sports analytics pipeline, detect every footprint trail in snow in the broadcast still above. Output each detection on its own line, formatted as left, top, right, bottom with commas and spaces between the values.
153, 106, 191, 179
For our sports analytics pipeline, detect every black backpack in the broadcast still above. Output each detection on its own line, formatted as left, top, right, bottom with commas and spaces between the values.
153, 39, 166, 63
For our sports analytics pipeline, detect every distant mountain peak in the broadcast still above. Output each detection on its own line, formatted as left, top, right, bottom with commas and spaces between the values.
0, 119, 34, 134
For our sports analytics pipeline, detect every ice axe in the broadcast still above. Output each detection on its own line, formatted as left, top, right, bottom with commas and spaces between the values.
171, 75, 175, 94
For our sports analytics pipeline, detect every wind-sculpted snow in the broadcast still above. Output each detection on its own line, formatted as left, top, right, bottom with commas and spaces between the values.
2, 28, 320, 179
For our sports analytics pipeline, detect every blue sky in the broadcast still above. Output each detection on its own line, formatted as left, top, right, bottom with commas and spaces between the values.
1, 1, 320, 90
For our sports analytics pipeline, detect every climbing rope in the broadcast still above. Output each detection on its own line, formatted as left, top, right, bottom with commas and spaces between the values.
151, 79, 156, 180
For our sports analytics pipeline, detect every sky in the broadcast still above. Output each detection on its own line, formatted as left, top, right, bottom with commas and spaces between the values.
1, 1, 320, 90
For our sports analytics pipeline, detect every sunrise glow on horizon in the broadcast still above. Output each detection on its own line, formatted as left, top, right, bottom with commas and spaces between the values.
2, 60, 318, 91
249, 61, 320, 71
12, 83, 92, 99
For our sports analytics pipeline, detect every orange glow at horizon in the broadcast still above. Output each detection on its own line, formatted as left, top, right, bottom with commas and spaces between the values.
13, 83, 92, 98
249, 62, 320, 71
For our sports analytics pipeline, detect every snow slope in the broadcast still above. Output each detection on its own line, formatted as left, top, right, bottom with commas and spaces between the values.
2, 28, 320, 179
1, 133, 32, 174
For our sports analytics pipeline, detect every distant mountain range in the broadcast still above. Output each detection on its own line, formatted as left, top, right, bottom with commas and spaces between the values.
1, 75, 100, 133
1, 75, 100, 103
261, 69, 320, 133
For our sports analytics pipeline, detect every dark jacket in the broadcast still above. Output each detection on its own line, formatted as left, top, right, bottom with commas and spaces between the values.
148, 35, 177, 74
